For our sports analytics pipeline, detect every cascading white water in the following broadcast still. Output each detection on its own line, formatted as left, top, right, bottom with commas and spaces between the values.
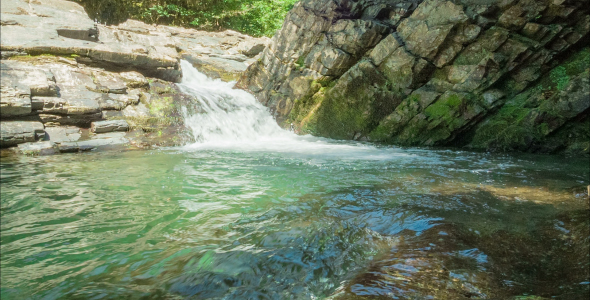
177, 60, 411, 159
177, 60, 294, 146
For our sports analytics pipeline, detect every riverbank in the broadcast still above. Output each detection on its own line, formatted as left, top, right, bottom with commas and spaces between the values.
1, 0, 269, 156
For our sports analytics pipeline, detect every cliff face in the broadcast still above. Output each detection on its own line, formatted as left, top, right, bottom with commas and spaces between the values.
238, 0, 590, 155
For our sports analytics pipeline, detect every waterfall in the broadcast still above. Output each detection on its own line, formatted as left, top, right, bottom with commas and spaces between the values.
177, 60, 296, 148
176, 60, 406, 160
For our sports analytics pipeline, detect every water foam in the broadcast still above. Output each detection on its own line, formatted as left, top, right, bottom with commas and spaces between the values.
177, 60, 410, 160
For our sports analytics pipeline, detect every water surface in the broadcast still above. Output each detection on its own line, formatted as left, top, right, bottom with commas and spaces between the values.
1, 62, 588, 300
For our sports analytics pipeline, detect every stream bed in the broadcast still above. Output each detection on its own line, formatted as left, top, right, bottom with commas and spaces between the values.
1, 147, 588, 299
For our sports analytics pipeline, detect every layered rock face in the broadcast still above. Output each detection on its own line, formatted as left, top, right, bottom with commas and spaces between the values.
1, 0, 269, 154
238, 0, 590, 154
1, 0, 270, 82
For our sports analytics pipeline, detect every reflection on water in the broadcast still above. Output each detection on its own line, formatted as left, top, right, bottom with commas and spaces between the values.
1, 147, 588, 299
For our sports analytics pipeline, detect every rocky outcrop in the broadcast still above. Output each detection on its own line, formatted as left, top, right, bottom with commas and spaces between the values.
1, 0, 270, 82
0, 121, 45, 147
0, 0, 269, 154
239, 0, 590, 155
0, 54, 189, 153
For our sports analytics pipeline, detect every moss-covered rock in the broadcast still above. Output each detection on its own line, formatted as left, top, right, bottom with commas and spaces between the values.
308, 60, 404, 140
469, 47, 590, 154
395, 91, 484, 145
241, 0, 590, 155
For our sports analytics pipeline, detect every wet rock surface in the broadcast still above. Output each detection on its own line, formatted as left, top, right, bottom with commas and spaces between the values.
332, 209, 589, 300
238, 0, 590, 155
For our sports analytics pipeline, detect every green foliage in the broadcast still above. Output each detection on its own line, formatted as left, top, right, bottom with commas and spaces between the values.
74, 0, 298, 37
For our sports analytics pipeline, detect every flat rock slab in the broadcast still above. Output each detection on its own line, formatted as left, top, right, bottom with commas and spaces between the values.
1, 0, 269, 83
0, 83, 31, 117
1, 63, 58, 97
0, 121, 45, 147
17, 141, 56, 155
58, 132, 129, 153
1, 0, 179, 82
44, 126, 82, 143
91, 120, 130, 133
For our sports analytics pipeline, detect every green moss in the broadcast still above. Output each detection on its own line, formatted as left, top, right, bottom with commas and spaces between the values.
471, 98, 539, 151
194, 64, 240, 82
425, 101, 452, 119
562, 47, 590, 75
367, 123, 392, 141
446, 94, 462, 107
550, 66, 569, 91
314, 77, 335, 88
308, 61, 404, 140
7, 53, 67, 62
535, 47, 590, 94
125, 116, 182, 130
295, 55, 306, 70
315, 86, 399, 140
148, 96, 175, 117
380, 63, 413, 92
286, 77, 338, 135
395, 92, 485, 146
287, 82, 323, 124
473, 48, 590, 151
407, 93, 421, 104
368, 94, 422, 142
544, 117, 590, 156
424, 93, 464, 121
